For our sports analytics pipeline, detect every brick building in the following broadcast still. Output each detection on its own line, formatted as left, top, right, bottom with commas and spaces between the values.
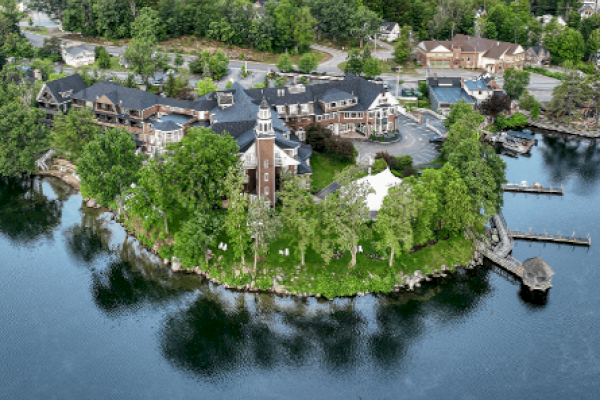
417, 34, 525, 73
37, 74, 400, 202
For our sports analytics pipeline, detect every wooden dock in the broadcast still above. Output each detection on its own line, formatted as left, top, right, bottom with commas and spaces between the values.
502, 183, 563, 195
508, 229, 591, 246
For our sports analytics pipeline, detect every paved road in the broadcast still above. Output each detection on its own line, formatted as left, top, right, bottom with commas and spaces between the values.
353, 115, 442, 165
310, 44, 347, 74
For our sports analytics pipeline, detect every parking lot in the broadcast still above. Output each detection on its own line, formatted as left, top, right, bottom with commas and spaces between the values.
353, 116, 446, 165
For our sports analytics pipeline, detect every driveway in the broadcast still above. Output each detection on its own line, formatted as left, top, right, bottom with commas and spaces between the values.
311, 44, 347, 74
353, 115, 443, 165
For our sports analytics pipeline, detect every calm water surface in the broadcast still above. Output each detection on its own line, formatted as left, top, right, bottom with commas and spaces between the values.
1, 133, 599, 399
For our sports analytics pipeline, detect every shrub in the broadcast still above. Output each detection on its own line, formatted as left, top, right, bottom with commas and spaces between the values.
375, 151, 399, 169
532, 102, 540, 119
371, 158, 387, 174
306, 123, 332, 152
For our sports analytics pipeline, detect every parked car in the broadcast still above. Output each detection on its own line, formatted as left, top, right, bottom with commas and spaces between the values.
429, 136, 445, 143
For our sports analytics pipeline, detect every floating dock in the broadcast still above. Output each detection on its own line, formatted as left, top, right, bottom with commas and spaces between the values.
502, 183, 563, 195
474, 214, 555, 291
508, 229, 591, 246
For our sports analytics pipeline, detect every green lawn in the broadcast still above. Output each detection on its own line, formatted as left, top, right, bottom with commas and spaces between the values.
338, 59, 398, 74
201, 231, 474, 298
309, 152, 354, 192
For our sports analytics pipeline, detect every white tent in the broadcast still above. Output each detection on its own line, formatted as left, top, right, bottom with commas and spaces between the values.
354, 168, 403, 212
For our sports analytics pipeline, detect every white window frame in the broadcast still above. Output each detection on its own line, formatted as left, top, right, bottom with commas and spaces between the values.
264, 186, 270, 196
264, 173, 269, 182
264, 159, 269, 168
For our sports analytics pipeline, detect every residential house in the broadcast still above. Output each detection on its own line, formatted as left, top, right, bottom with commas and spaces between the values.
417, 34, 525, 73
525, 45, 551, 67
536, 15, 567, 29
580, 4, 596, 18
590, 52, 600, 66
463, 72, 502, 104
61, 43, 95, 67
378, 22, 400, 42
427, 76, 474, 115
36, 74, 88, 124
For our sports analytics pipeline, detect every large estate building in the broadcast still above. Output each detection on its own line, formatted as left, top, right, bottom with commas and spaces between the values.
417, 34, 525, 73
37, 74, 400, 203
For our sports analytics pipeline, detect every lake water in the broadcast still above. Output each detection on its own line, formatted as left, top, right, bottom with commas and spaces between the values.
1, 133, 599, 399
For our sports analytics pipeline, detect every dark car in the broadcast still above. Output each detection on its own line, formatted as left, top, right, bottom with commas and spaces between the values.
429, 136, 445, 144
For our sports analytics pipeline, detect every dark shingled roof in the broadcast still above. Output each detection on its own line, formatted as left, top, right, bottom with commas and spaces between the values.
419, 35, 524, 60
45, 74, 88, 104
380, 21, 398, 32
526, 45, 549, 56
321, 88, 355, 103
73, 81, 160, 110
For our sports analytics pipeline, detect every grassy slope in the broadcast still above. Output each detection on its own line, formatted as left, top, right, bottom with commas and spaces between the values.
205, 233, 474, 298
309, 152, 354, 191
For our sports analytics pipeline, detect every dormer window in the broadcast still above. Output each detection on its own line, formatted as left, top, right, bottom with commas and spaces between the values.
217, 92, 234, 108
59, 89, 73, 99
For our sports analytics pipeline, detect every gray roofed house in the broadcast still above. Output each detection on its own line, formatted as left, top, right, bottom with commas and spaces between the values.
61, 43, 95, 67
427, 76, 474, 115
521, 257, 554, 291
36, 74, 88, 122
378, 21, 400, 42
525, 45, 551, 67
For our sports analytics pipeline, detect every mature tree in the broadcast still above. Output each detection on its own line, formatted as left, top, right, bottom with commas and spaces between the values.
276, 53, 293, 72
298, 53, 318, 74
555, 27, 585, 63
247, 196, 281, 274
567, 10, 581, 30
95, 46, 111, 69
0, 102, 49, 177
292, 6, 316, 53
51, 107, 101, 161
585, 71, 600, 127
586, 29, 600, 59
189, 51, 229, 80
131, 7, 164, 43
175, 210, 223, 268
393, 26, 411, 64
445, 131, 506, 225
174, 53, 184, 68
165, 127, 239, 213
503, 67, 530, 100
138, 157, 179, 234
349, 6, 381, 48
479, 91, 511, 117
445, 99, 483, 129
518, 90, 536, 111
374, 183, 417, 266
77, 128, 141, 204
279, 176, 318, 266
122, 38, 157, 83
344, 49, 364, 75
223, 167, 250, 266
363, 57, 382, 78
547, 69, 587, 119
439, 163, 474, 234
405, 168, 442, 245
40, 37, 62, 62
542, 17, 565, 58
196, 77, 217, 96
321, 166, 373, 267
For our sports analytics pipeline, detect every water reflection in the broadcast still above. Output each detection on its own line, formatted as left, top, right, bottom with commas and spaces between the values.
539, 135, 600, 190
64, 209, 113, 264
159, 267, 493, 378
0, 177, 65, 244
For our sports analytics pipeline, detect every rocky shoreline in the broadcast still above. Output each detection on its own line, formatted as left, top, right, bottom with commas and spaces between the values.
42, 172, 483, 299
